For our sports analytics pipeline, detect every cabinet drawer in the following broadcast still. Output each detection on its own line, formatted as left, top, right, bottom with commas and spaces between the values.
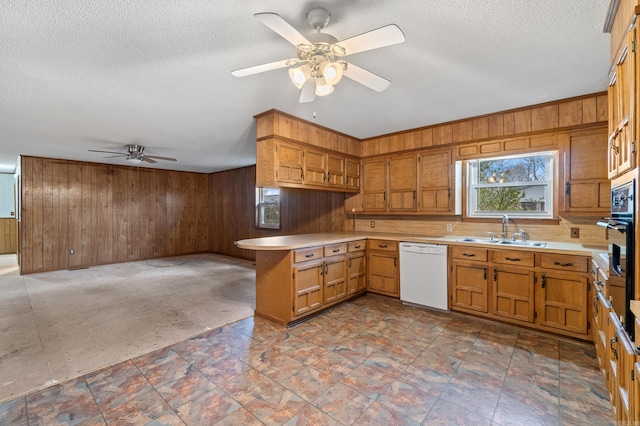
348, 240, 366, 252
324, 243, 347, 257
367, 239, 397, 252
293, 246, 324, 263
492, 249, 534, 267
538, 253, 588, 272
451, 246, 488, 262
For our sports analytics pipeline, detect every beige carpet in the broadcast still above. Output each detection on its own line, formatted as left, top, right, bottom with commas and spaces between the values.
0, 253, 256, 403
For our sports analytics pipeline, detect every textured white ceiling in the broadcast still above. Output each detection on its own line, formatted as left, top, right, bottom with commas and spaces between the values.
0, 0, 610, 173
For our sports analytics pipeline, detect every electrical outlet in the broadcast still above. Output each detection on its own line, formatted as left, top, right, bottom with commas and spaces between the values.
69, 249, 74, 255
570, 228, 579, 238
446, 223, 453, 232
370, 221, 375, 228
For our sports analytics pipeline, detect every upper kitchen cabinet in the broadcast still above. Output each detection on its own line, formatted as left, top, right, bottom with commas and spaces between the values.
417, 149, 454, 214
560, 128, 611, 214
607, 16, 636, 179
362, 157, 388, 212
255, 110, 360, 193
362, 154, 417, 212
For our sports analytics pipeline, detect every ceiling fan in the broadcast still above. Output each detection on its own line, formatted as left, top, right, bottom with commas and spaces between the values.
232, 7, 405, 103
88, 144, 177, 164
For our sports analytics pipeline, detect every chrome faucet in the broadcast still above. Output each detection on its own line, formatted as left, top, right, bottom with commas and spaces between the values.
501, 214, 509, 240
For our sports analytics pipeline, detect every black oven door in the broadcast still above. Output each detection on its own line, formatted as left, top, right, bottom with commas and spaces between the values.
598, 218, 634, 339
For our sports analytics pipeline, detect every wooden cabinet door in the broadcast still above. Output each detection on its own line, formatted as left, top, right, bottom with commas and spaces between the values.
293, 260, 323, 316
633, 362, 640, 423
362, 158, 388, 211
450, 261, 488, 313
347, 251, 367, 295
324, 256, 347, 304
277, 142, 304, 184
367, 252, 398, 296
492, 266, 535, 323
327, 154, 346, 189
536, 270, 588, 335
304, 148, 327, 187
388, 154, 417, 211
562, 128, 610, 213
418, 150, 452, 212
608, 28, 636, 179
345, 158, 361, 191
616, 329, 636, 424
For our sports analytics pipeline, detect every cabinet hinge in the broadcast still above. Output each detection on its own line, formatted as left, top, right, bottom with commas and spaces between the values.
588, 282, 591, 292
632, 141, 637, 153
632, 39, 637, 53
292, 271, 295, 279
633, 369, 635, 381
275, 145, 278, 152
534, 311, 538, 319
587, 320, 591, 330
292, 304, 295, 312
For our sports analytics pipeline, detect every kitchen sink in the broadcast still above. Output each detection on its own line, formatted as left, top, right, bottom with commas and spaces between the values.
456, 238, 499, 244
456, 238, 546, 248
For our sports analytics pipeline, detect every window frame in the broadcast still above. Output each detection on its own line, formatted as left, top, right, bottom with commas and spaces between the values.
465, 151, 555, 220
256, 187, 280, 229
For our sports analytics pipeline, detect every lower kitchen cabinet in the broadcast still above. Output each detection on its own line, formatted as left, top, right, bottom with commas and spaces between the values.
491, 249, 535, 323
347, 240, 367, 295
449, 247, 591, 340
492, 266, 535, 323
367, 239, 399, 297
323, 244, 347, 304
254, 242, 357, 326
536, 253, 590, 336
450, 246, 489, 313
536, 269, 588, 335
293, 259, 324, 316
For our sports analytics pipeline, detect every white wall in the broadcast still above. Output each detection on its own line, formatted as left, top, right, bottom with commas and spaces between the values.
0, 173, 15, 218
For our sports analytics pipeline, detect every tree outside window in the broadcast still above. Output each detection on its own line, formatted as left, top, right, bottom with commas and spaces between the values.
467, 152, 553, 218
256, 187, 280, 229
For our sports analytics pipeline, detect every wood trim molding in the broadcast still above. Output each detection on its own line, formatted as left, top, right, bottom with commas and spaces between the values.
604, 0, 621, 33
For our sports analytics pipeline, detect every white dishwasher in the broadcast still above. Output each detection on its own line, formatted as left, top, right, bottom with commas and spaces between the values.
399, 242, 448, 311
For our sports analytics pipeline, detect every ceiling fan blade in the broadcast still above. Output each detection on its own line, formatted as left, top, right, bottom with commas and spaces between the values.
232, 59, 291, 77
254, 12, 311, 47
336, 24, 405, 56
144, 155, 177, 162
88, 149, 128, 156
299, 78, 316, 103
343, 62, 391, 92
141, 157, 157, 164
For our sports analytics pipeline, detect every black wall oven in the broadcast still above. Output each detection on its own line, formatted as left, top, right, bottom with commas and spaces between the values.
598, 175, 635, 339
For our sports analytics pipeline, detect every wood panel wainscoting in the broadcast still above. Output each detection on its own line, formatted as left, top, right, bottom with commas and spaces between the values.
0, 218, 17, 254
360, 92, 607, 157
208, 165, 350, 261
19, 156, 209, 274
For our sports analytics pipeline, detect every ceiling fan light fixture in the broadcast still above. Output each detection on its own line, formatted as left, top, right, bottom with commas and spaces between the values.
320, 61, 343, 85
315, 80, 334, 96
289, 65, 311, 89
127, 157, 143, 164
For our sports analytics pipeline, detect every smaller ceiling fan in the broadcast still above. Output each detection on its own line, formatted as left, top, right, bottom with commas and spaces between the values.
232, 7, 405, 103
89, 144, 177, 164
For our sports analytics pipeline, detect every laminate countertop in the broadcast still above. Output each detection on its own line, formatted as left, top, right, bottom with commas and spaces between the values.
235, 232, 608, 258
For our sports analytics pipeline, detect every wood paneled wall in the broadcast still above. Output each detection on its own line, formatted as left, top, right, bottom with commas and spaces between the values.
0, 218, 17, 254
19, 157, 208, 274
208, 165, 349, 260
361, 92, 607, 157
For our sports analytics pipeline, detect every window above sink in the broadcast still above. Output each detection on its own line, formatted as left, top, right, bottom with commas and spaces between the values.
466, 152, 555, 220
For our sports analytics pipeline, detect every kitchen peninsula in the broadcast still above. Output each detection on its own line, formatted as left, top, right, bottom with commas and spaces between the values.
236, 232, 605, 340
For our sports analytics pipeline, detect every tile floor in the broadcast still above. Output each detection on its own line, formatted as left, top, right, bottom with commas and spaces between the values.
0, 294, 613, 425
